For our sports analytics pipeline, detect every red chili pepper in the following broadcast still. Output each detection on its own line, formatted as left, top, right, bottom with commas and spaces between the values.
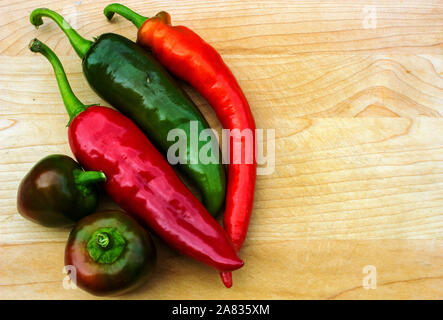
30, 38, 243, 273
104, 5, 257, 288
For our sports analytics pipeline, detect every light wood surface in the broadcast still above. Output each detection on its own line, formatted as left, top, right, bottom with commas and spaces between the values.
0, 0, 442, 299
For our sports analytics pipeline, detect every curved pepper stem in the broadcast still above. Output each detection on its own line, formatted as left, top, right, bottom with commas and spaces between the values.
29, 39, 87, 124
29, 8, 93, 59
104, 3, 148, 29
73, 169, 106, 186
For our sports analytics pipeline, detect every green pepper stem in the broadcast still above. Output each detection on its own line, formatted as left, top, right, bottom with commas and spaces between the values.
96, 232, 112, 249
29, 39, 86, 123
73, 169, 106, 186
104, 3, 148, 29
87, 227, 126, 264
29, 8, 93, 59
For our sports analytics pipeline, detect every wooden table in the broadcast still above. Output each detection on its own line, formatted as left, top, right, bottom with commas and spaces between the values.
0, 0, 442, 299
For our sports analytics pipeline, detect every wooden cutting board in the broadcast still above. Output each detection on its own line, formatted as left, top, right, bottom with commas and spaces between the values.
0, 0, 442, 299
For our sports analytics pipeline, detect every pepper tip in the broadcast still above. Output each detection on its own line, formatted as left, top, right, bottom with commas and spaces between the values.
220, 272, 233, 288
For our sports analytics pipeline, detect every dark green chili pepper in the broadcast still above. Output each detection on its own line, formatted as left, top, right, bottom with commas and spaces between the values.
17, 154, 106, 227
30, 8, 226, 216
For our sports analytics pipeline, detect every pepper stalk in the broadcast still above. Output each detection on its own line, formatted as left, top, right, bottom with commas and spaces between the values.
30, 8, 93, 59
29, 38, 89, 124
104, 3, 149, 29
87, 227, 126, 264
73, 169, 106, 186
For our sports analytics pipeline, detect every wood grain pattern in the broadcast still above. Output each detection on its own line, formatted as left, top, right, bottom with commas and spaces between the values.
0, 0, 442, 299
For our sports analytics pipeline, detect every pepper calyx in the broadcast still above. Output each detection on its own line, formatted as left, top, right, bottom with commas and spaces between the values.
96, 232, 112, 249
87, 227, 126, 264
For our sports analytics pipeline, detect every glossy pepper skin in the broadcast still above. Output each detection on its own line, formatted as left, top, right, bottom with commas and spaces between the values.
29, 8, 226, 217
66, 211, 156, 296
105, 4, 257, 287
17, 154, 106, 227
29, 38, 243, 273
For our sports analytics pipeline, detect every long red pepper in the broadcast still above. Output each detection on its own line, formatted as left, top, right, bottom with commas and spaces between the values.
104, 4, 257, 288
30, 38, 243, 273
